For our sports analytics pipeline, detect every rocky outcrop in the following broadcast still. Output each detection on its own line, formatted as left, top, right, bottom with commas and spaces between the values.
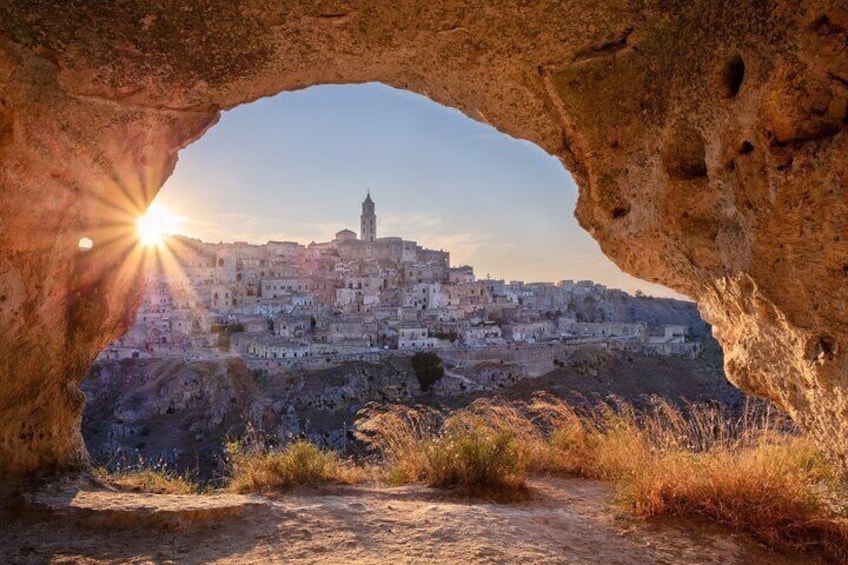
608, 292, 713, 338
83, 351, 737, 480
0, 2, 846, 476
82, 357, 421, 479
81, 359, 257, 477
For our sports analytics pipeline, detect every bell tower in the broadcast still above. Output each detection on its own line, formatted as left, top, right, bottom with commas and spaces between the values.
360, 191, 376, 242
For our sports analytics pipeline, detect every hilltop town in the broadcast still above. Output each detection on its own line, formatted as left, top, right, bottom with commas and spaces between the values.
101, 193, 702, 375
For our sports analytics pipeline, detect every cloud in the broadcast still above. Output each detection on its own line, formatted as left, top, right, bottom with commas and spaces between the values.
423, 231, 490, 264
380, 212, 443, 234
173, 212, 328, 245
294, 220, 351, 241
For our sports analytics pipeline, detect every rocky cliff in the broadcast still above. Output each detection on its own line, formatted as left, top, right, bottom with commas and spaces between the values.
609, 292, 713, 338
82, 347, 739, 481
82, 357, 422, 481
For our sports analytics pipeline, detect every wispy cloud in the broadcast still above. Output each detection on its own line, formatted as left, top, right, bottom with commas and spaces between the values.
380, 212, 443, 234
293, 220, 350, 241
174, 212, 323, 245
424, 231, 490, 264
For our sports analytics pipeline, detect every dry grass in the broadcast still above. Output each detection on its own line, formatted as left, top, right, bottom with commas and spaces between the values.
226, 438, 369, 494
421, 416, 525, 495
534, 395, 848, 558
627, 439, 847, 554
353, 403, 441, 485
355, 400, 528, 495
97, 465, 198, 494
355, 395, 848, 559
95, 394, 848, 559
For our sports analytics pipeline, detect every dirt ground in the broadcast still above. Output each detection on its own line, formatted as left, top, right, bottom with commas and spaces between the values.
1, 477, 821, 564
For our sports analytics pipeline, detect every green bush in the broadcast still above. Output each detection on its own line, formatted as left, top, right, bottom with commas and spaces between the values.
410, 352, 444, 391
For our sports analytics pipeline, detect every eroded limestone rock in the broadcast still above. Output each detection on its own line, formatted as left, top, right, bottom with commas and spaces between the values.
0, 1, 845, 476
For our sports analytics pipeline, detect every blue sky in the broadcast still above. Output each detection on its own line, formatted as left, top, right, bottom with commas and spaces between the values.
156, 83, 680, 298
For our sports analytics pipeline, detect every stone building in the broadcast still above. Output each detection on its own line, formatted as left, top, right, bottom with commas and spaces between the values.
565, 321, 647, 341
360, 191, 376, 242
398, 325, 440, 349
335, 229, 357, 242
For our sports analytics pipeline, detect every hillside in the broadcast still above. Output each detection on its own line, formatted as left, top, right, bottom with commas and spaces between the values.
607, 290, 712, 338
82, 345, 742, 482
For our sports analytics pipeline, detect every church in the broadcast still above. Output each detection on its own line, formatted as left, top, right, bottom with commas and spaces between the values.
360, 191, 376, 242
324, 192, 450, 270
330, 191, 378, 244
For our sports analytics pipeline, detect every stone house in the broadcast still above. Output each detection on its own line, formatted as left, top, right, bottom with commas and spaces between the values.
565, 322, 647, 341
328, 319, 371, 345
505, 320, 556, 343
648, 325, 688, 344
464, 324, 504, 346
209, 285, 233, 310
397, 326, 440, 349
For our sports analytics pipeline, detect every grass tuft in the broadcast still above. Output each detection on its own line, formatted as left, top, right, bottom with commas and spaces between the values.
97, 465, 197, 495
357, 399, 530, 495
226, 438, 367, 493
423, 417, 525, 494
625, 437, 848, 558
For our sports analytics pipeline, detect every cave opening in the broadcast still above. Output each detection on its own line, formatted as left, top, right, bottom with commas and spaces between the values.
1, 8, 847, 562
82, 82, 684, 482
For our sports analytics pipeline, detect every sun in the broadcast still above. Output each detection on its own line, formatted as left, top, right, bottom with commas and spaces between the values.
136, 203, 181, 247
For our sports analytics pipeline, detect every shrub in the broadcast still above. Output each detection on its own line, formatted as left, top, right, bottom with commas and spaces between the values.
356, 400, 527, 495
226, 438, 365, 493
423, 426, 524, 492
410, 352, 444, 391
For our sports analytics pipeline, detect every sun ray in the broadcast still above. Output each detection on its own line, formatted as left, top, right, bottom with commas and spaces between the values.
136, 203, 182, 248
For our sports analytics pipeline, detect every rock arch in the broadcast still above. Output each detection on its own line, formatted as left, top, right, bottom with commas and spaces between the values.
0, 1, 846, 476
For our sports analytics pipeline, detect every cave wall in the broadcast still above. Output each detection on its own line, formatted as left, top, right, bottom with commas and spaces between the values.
0, 1, 845, 476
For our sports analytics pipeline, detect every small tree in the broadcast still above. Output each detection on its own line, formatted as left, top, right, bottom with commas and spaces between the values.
410, 352, 444, 392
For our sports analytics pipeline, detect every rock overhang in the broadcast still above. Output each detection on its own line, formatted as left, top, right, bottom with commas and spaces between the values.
0, 0, 845, 476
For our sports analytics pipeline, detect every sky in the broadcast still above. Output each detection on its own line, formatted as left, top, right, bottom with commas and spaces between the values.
156, 82, 682, 299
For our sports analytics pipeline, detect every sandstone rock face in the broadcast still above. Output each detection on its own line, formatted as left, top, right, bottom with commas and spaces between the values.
0, 1, 845, 476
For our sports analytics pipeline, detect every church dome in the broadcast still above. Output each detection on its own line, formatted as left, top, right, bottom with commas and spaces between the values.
335, 229, 358, 241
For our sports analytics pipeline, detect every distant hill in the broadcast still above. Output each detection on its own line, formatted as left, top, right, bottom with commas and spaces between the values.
607, 290, 713, 339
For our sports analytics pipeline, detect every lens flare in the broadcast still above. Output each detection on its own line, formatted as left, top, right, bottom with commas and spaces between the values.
136, 203, 181, 247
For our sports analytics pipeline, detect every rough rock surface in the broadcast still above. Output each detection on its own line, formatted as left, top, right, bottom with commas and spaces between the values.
81, 349, 735, 480
1, 478, 814, 564
81, 357, 422, 480
0, 2, 846, 476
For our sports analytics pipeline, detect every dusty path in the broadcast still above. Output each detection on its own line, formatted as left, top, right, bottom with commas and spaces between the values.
2, 478, 820, 564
